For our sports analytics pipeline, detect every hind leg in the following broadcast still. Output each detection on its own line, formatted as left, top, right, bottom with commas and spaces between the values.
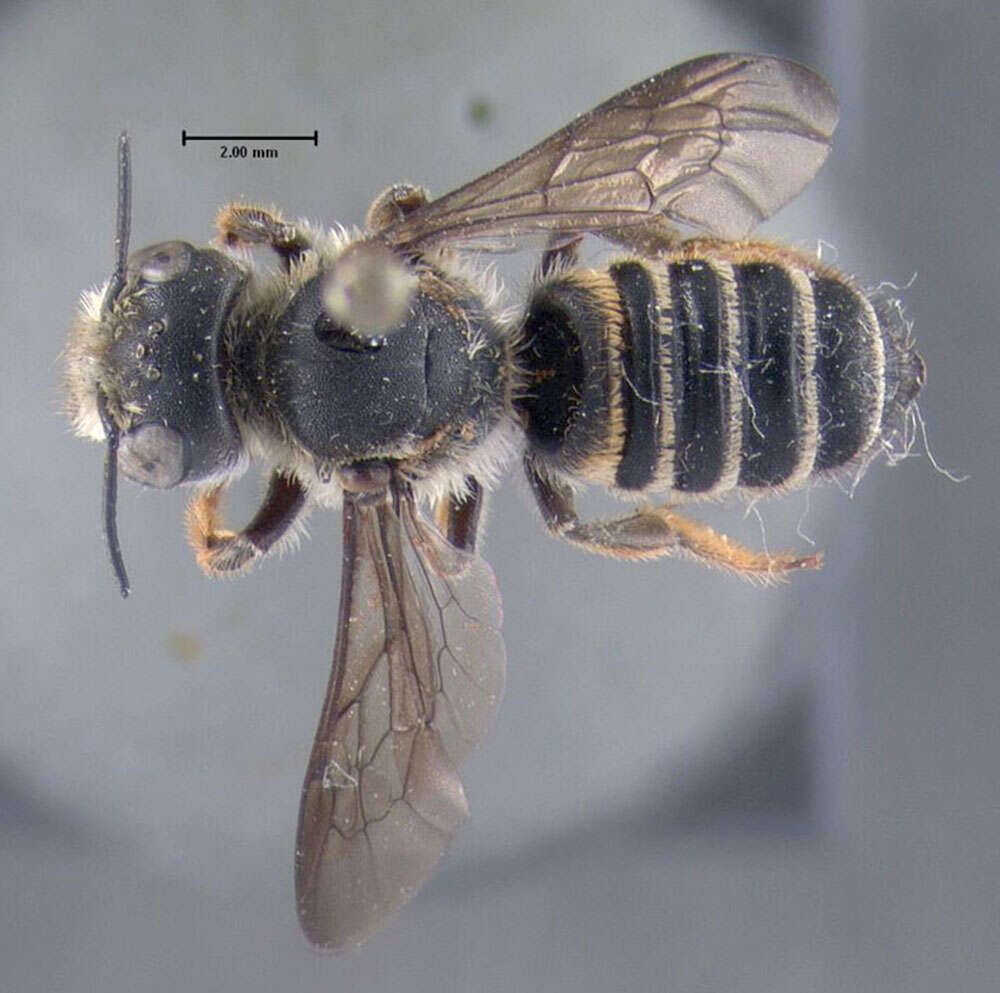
524, 457, 822, 578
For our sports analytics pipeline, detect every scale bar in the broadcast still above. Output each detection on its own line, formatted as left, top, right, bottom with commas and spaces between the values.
182, 130, 318, 146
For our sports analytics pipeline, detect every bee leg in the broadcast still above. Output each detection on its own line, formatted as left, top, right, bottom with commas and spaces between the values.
186, 471, 307, 576
524, 458, 822, 578
365, 184, 431, 233
215, 203, 314, 269
620, 505, 824, 577
432, 477, 485, 554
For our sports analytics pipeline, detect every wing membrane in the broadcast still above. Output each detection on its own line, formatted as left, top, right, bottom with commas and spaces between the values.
384, 52, 838, 251
295, 487, 505, 951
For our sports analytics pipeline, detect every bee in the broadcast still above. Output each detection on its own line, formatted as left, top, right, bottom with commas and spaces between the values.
65, 53, 925, 950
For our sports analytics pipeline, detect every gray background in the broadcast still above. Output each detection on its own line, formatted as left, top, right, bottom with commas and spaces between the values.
3, 0, 999, 990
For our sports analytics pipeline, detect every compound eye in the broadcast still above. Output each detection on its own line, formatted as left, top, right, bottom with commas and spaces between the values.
119, 423, 185, 487
128, 241, 192, 283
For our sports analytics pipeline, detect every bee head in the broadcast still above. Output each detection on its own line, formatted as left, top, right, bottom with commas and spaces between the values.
98, 239, 247, 487
66, 136, 247, 595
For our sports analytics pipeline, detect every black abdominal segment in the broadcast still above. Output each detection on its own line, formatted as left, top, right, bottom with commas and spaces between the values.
611, 261, 661, 490
668, 261, 728, 492
734, 262, 802, 486
519, 298, 585, 456
519, 275, 617, 473
517, 244, 919, 497
810, 274, 882, 471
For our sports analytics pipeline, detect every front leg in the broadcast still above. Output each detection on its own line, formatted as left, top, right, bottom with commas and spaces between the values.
524, 457, 821, 580
187, 471, 308, 576
215, 203, 315, 269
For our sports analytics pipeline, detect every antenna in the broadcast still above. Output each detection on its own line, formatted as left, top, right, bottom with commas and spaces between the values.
99, 133, 133, 598
104, 132, 132, 303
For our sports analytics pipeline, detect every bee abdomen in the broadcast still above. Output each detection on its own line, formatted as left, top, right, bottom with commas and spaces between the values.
517, 243, 924, 496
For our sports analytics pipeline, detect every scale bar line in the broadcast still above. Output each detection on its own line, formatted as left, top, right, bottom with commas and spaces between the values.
182, 130, 318, 146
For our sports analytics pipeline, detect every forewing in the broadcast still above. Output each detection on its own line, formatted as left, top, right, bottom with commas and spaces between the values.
384, 52, 838, 252
295, 489, 505, 951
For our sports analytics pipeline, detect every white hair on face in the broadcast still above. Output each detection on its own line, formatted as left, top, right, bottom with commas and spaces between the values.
64, 281, 112, 440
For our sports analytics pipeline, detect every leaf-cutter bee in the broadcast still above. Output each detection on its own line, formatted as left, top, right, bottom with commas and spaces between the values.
65, 53, 925, 950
